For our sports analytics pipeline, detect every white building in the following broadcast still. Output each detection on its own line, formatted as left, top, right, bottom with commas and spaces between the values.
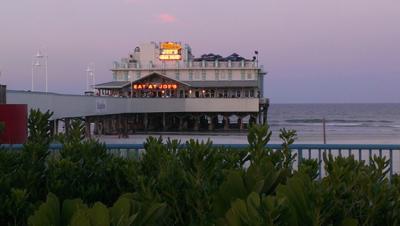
92, 41, 268, 133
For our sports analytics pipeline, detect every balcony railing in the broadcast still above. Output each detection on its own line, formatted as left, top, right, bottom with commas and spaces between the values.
113, 61, 259, 70
2, 143, 400, 180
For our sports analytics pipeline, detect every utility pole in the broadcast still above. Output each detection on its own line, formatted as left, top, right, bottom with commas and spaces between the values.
323, 118, 327, 144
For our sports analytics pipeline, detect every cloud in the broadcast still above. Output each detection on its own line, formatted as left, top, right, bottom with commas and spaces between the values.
157, 13, 177, 23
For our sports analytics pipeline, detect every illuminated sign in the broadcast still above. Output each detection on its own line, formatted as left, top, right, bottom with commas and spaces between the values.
133, 84, 178, 90
159, 42, 182, 60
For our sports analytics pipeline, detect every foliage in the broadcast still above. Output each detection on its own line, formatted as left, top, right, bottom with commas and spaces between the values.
28, 193, 166, 226
1, 110, 400, 225
49, 119, 139, 205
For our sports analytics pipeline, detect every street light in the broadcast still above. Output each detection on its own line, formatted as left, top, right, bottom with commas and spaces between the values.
32, 49, 48, 92
86, 63, 95, 93
31, 59, 41, 91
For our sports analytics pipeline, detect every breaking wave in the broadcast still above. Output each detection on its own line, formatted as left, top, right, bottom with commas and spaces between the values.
285, 119, 393, 124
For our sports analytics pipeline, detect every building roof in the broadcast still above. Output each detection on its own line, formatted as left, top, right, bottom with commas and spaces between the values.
186, 80, 258, 88
134, 72, 192, 87
95, 73, 258, 89
193, 53, 251, 62
94, 81, 130, 89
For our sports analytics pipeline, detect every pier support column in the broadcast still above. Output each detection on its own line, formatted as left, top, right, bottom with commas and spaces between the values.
122, 115, 128, 138
223, 115, 229, 130
208, 116, 214, 131
256, 114, 260, 125
117, 115, 122, 138
178, 116, 184, 131
53, 119, 58, 136
144, 113, 148, 131
65, 118, 70, 135
98, 118, 103, 135
239, 116, 244, 131
193, 115, 200, 131
162, 113, 166, 131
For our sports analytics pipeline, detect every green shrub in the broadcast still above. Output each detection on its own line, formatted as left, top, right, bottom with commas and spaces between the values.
2, 110, 400, 225
28, 193, 166, 226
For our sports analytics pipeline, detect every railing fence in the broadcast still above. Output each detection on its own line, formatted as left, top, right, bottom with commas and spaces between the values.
2, 143, 400, 180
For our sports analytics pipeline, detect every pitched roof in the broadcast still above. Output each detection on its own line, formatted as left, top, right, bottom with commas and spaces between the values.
94, 81, 130, 89
133, 72, 192, 87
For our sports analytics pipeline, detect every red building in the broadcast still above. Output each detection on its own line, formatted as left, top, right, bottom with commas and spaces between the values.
0, 104, 28, 144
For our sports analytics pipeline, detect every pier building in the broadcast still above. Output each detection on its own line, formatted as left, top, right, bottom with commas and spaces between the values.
92, 42, 268, 134
6, 42, 269, 136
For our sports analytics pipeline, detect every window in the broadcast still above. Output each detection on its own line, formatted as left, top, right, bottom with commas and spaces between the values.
136, 70, 141, 79
250, 90, 254, 97
236, 90, 241, 97
228, 70, 232, 80
245, 90, 249, 97
124, 71, 129, 81
201, 70, 206, 80
220, 71, 226, 80
241, 70, 245, 80
202, 60, 206, 67
215, 70, 219, 80
247, 72, 252, 79
214, 60, 219, 68
175, 70, 180, 80
112, 72, 117, 81
194, 71, 200, 80
189, 70, 193, 80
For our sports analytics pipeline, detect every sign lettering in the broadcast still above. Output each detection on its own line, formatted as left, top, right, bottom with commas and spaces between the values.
133, 84, 178, 90
159, 42, 182, 61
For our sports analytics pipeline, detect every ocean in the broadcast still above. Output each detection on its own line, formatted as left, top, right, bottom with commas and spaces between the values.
99, 103, 400, 145
268, 103, 400, 144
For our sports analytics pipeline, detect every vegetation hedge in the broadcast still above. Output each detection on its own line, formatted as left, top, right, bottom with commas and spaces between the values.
0, 109, 399, 226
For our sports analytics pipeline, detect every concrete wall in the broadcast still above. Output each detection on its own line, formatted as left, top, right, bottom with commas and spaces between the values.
7, 90, 260, 119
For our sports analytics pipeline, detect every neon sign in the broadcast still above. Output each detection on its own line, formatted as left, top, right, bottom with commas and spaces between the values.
159, 42, 182, 60
133, 84, 178, 90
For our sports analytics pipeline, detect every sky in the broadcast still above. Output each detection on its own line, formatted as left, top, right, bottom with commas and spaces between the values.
0, 0, 399, 103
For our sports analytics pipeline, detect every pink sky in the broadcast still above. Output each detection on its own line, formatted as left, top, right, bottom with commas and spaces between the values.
0, 0, 399, 103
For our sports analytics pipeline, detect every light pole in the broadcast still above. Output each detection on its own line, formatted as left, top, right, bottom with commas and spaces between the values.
31, 58, 41, 91
33, 49, 48, 92
86, 63, 95, 93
